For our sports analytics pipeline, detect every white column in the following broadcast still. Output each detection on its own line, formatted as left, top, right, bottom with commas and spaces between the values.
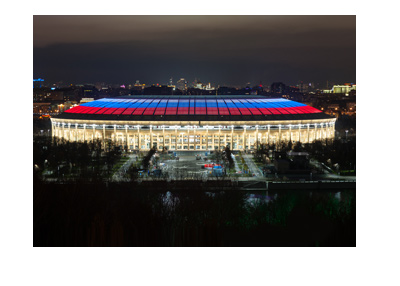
175, 126, 177, 150
243, 126, 246, 151
150, 125, 153, 149
218, 125, 221, 150
325, 123, 328, 140
193, 127, 195, 150
125, 125, 128, 150
255, 125, 258, 148
103, 124, 106, 149
224, 133, 227, 149
113, 125, 116, 145
62, 122, 65, 140
267, 125, 270, 145
298, 124, 301, 143
51, 122, 55, 141
187, 128, 190, 150
206, 126, 209, 150
127, 128, 131, 151
278, 125, 282, 145
162, 125, 165, 150
315, 124, 317, 141
231, 125, 234, 149
138, 125, 141, 151
212, 130, 216, 150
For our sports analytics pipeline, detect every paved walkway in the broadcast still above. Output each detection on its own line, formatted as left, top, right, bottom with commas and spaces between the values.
112, 154, 137, 182
242, 154, 263, 177
231, 154, 241, 173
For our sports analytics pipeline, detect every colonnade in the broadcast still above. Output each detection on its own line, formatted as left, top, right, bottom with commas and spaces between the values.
51, 119, 336, 151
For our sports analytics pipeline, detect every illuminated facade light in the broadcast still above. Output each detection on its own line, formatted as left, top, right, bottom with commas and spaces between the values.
51, 96, 336, 151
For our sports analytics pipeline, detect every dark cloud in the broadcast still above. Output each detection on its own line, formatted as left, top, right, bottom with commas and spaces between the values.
33, 15, 356, 86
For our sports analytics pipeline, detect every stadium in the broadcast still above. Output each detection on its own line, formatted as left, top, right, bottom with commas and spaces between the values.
51, 95, 336, 151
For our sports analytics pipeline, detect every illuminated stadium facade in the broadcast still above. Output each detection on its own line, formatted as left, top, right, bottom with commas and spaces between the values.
51, 96, 336, 151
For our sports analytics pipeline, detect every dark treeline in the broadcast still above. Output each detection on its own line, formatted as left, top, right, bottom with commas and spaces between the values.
33, 137, 122, 180
253, 138, 356, 172
34, 177, 356, 247
33, 118, 51, 135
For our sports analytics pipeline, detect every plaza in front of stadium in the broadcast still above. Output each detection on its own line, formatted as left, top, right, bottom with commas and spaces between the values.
51, 95, 336, 152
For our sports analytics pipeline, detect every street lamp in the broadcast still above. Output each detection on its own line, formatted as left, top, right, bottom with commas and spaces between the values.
345, 130, 348, 141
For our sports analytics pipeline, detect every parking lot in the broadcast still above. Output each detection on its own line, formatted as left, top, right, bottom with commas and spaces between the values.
158, 151, 218, 179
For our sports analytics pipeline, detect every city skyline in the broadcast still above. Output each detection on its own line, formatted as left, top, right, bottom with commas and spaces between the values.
33, 15, 356, 86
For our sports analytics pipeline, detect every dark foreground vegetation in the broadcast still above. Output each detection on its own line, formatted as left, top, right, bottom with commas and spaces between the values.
34, 177, 355, 247
33, 118, 356, 247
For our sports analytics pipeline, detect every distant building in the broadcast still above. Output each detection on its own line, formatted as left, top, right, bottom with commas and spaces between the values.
345, 102, 356, 115
62, 88, 80, 102
346, 102, 356, 111
83, 86, 96, 97
323, 83, 356, 95
95, 82, 106, 91
297, 82, 314, 93
33, 89, 64, 102
33, 102, 51, 114
327, 104, 340, 111
176, 78, 187, 91
143, 85, 173, 95
133, 80, 145, 91
271, 82, 286, 94
33, 78, 44, 88
205, 83, 215, 90
80, 98, 95, 104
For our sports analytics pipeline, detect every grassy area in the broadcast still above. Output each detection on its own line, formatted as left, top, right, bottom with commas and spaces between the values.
254, 161, 265, 167
340, 170, 356, 176
111, 157, 131, 174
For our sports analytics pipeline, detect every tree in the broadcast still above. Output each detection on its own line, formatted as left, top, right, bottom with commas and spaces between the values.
224, 146, 234, 170
288, 140, 293, 151
209, 150, 224, 164
142, 147, 156, 170
292, 142, 303, 152
127, 163, 139, 181
253, 142, 269, 163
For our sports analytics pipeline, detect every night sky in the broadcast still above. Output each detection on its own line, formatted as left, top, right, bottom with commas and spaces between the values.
33, 15, 356, 86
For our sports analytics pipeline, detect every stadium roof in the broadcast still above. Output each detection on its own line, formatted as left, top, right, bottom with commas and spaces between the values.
55, 96, 333, 122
